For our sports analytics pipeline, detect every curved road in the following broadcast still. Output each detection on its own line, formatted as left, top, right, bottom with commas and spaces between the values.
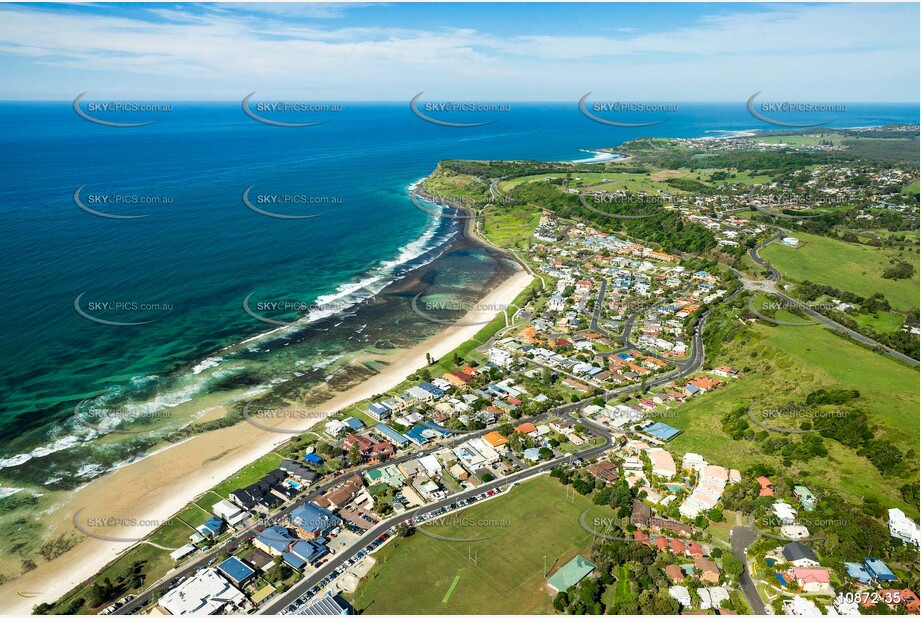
749, 232, 918, 367
262, 298, 724, 614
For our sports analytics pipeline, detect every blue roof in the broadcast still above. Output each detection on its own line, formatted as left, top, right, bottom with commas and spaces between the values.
344, 417, 364, 430
290, 502, 340, 535
523, 447, 541, 461
644, 422, 681, 441
418, 382, 445, 397
368, 402, 390, 414
845, 562, 872, 583
616, 353, 633, 361
198, 516, 223, 535
864, 558, 897, 581
283, 551, 307, 570
290, 539, 329, 564
375, 423, 409, 445
257, 525, 294, 553
218, 556, 254, 583
304, 453, 324, 464
421, 421, 451, 437
405, 425, 430, 445
684, 384, 700, 394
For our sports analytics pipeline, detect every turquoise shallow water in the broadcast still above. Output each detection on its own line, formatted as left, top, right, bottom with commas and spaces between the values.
0, 101, 916, 491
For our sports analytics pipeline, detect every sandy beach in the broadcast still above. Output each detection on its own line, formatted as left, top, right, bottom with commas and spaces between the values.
0, 267, 533, 614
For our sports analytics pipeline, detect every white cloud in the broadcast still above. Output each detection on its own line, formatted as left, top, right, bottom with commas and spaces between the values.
0, 3, 915, 100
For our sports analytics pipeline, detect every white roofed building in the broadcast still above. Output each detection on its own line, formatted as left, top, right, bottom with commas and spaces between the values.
158, 568, 248, 615
888, 508, 921, 546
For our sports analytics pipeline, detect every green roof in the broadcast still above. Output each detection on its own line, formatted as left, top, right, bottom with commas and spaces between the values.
547, 555, 596, 592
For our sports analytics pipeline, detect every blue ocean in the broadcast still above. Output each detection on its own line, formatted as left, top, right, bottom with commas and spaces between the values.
0, 100, 917, 493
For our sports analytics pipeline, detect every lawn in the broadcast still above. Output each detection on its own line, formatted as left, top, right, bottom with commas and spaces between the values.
761, 231, 920, 312
668, 320, 919, 515
208, 452, 285, 499
423, 171, 490, 202
346, 475, 617, 614
851, 309, 906, 334
480, 202, 541, 251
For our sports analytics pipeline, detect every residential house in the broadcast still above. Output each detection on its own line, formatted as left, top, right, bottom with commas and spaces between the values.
791, 567, 832, 595
888, 508, 921, 547
367, 402, 392, 421
665, 564, 685, 584
316, 476, 364, 510
586, 460, 618, 483
289, 502, 341, 539
782, 543, 820, 568
695, 557, 721, 584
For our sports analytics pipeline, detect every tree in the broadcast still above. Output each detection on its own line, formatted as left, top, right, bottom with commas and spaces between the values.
348, 442, 361, 467
552, 591, 568, 612
86, 584, 104, 608
722, 554, 744, 579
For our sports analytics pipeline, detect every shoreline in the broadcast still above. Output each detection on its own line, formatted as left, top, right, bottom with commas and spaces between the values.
0, 175, 533, 615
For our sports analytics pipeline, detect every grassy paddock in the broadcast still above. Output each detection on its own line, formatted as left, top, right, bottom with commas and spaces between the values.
669, 321, 919, 514
761, 231, 920, 312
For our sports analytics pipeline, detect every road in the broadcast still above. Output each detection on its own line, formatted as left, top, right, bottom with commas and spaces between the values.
748, 232, 918, 366
260, 434, 613, 615
114, 409, 560, 615
121, 266, 719, 615
730, 526, 767, 615
261, 302, 723, 614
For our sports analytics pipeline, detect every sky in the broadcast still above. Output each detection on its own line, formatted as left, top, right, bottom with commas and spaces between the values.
0, 2, 918, 101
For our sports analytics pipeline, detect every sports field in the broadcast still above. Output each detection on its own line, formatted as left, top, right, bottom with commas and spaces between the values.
346, 475, 616, 614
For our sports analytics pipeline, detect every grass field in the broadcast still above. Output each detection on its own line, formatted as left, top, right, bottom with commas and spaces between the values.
668, 320, 919, 515
424, 171, 490, 202
480, 203, 541, 251
761, 231, 920, 312
851, 310, 906, 333
346, 475, 617, 614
